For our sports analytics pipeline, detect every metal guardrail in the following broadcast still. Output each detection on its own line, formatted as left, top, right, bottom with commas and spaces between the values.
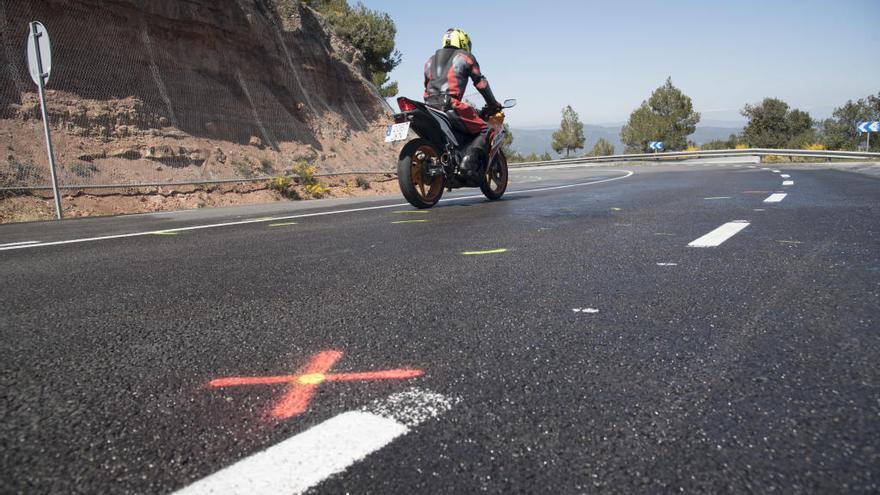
509, 148, 880, 168
0, 170, 395, 192
3, 148, 878, 192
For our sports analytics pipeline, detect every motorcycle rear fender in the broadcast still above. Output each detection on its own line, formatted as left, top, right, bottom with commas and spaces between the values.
393, 101, 460, 153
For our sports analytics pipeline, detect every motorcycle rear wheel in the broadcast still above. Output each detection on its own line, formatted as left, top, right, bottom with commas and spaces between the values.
480, 150, 508, 200
397, 138, 445, 209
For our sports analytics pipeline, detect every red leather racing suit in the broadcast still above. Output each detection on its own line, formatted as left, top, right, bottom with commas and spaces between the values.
423, 47, 501, 135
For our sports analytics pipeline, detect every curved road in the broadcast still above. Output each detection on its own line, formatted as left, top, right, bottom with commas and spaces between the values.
1, 162, 878, 493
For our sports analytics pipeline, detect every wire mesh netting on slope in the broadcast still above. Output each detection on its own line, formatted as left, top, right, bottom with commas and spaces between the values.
0, 0, 397, 190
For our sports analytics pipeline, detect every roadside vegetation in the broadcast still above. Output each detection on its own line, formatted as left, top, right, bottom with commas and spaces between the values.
507, 151, 552, 164
620, 78, 701, 153
585, 138, 615, 157
510, 88, 879, 161
691, 93, 879, 153
293, 163, 327, 198
266, 162, 330, 200
551, 106, 586, 157
295, 0, 402, 97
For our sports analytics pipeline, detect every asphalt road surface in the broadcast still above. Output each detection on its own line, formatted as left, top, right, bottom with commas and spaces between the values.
1, 161, 878, 494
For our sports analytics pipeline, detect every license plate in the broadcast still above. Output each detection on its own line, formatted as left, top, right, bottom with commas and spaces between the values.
384, 122, 410, 143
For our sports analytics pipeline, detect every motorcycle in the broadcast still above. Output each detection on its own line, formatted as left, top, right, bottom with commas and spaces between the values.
385, 96, 517, 208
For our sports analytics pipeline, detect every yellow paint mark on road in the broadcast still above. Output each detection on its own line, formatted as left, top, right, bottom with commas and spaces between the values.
461, 248, 508, 255
269, 222, 298, 227
297, 373, 326, 385
394, 210, 430, 214
151, 231, 178, 236
392, 220, 429, 224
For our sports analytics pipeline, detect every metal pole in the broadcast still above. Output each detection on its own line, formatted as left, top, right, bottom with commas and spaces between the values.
31, 22, 62, 220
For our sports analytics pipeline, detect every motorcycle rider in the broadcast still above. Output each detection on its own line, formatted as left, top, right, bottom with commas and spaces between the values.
423, 28, 502, 175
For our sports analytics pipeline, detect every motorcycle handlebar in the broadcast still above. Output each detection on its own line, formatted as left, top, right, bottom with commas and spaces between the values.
480, 105, 503, 120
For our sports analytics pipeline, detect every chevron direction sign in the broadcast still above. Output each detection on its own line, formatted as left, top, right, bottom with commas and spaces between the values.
649, 141, 664, 151
857, 121, 880, 133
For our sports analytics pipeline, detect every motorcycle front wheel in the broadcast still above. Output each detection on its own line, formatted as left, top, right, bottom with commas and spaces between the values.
480, 150, 508, 200
397, 138, 445, 209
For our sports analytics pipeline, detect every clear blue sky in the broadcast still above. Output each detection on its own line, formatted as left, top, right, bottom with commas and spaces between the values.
358, 0, 880, 127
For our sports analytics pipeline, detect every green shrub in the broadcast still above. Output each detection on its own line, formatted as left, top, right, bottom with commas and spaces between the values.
297, 0, 401, 97
293, 162, 318, 186
303, 183, 327, 199
0, 159, 43, 187
69, 162, 98, 178
268, 175, 302, 199
269, 175, 292, 191
232, 158, 253, 178
355, 176, 370, 189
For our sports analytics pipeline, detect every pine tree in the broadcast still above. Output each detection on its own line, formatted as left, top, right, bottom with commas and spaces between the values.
551, 106, 586, 157
741, 98, 815, 148
587, 138, 615, 157
620, 78, 700, 152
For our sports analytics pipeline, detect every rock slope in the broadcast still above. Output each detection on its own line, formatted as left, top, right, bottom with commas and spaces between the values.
0, 0, 396, 188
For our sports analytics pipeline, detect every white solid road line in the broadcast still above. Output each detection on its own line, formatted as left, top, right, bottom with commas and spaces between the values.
174, 388, 456, 495
688, 220, 750, 248
0, 171, 634, 252
782, 180, 794, 186
177, 412, 407, 495
764, 193, 787, 203
0, 240, 40, 248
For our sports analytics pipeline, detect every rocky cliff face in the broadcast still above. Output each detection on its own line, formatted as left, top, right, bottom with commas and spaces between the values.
0, 0, 395, 187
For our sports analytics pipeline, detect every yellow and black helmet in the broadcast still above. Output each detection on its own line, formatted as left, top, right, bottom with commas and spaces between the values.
441, 28, 472, 52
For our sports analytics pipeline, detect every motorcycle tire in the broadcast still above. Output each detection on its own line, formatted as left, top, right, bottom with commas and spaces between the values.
397, 138, 445, 209
480, 150, 508, 201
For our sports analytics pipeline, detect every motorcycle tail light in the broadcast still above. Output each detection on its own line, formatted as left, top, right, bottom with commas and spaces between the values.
397, 97, 417, 112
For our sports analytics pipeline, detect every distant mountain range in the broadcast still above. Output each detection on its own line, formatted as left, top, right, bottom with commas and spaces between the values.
509, 124, 744, 157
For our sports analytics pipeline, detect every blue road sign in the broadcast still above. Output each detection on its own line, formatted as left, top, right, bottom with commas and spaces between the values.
649, 141, 664, 151
857, 121, 880, 133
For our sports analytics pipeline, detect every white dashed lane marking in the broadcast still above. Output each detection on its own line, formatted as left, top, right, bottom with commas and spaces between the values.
688, 221, 750, 248
780, 174, 791, 178
782, 180, 794, 186
174, 388, 456, 495
764, 193, 787, 203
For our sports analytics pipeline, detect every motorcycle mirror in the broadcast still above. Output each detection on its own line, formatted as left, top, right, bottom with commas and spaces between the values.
502, 99, 517, 109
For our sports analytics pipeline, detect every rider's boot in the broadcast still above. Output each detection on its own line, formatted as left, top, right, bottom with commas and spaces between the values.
460, 133, 487, 178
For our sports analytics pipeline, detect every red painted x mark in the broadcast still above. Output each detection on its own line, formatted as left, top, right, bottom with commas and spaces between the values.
208, 350, 423, 419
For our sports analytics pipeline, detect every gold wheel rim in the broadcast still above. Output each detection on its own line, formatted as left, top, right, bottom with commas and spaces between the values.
486, 155, 507, 194
410, 145, 442, 201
